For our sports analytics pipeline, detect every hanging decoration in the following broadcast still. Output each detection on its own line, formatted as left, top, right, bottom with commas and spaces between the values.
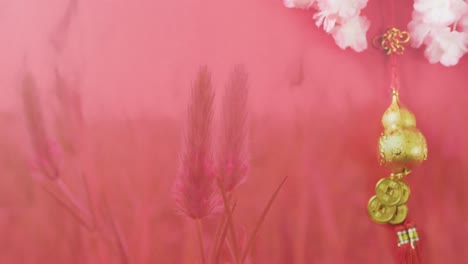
283, 0, 468, 66
368, 0, 428, 263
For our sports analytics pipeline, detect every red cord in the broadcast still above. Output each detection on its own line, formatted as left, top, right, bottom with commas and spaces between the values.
390, 0, 395, 26
391, 54, 400, 91
394, 221, 422, 264
389, 0, 399, 91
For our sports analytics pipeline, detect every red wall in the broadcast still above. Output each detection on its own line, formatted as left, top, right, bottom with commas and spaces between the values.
1, 0, 467, 263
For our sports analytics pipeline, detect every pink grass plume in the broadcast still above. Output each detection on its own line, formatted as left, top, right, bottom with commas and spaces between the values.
21, 68, 94, 230
50, 0, 79, 52
218, 65, 250, 193
174, 66, 220, 220
21, 71, 61, 181
52, 68, 84, 156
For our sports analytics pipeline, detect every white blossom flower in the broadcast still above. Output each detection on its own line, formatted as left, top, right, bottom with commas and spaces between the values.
424, 27, 468, 66
313, 11, 338, 32
413, 0, 468, 26
461, 12, 468, 30
408, 19, 434, 48
284, 0, 316, 9
285, 0, 370, 52
331, 15, 370, 52
316, 0, 367, 19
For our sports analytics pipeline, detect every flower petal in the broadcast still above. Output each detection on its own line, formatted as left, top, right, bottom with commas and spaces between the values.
408, 20, 432, 48
317, 0, 368, 20
414, 0, 468, 26
331, 16, 370, 52
284, 0, 316, 9
424, 28, 468, 66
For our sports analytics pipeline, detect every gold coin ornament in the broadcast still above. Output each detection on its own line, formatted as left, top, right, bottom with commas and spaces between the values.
389, 204, 409, 225
368, 176, 410, 224
396, 181, 410, 205
368, 196, 397, 224
375, 178, 402, 206
368, 89, 427, 226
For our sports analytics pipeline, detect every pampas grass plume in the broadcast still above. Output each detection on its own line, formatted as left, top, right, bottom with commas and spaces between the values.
174, 66, 220, 220
218, 65, 250, 193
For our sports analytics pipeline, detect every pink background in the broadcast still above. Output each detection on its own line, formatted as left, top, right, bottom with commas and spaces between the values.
1, 0, 468, 263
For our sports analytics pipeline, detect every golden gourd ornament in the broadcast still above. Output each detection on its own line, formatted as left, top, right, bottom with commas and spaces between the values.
379, 89, 428, 174
368, 89, 427, 226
